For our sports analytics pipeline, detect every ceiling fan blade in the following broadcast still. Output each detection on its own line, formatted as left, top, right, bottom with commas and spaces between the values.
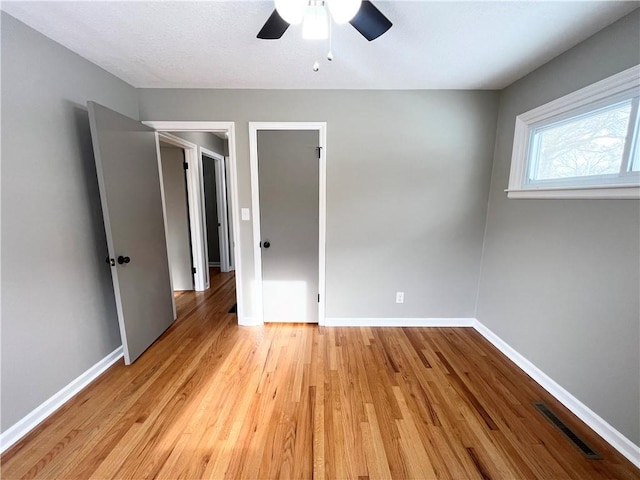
349, 1, 392, 41
257, 10, 290, 39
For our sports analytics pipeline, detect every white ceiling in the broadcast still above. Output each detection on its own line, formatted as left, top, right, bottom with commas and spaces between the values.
2, 1, 638, 89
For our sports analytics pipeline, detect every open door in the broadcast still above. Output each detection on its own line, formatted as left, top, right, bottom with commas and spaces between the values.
88, 101, 175, 364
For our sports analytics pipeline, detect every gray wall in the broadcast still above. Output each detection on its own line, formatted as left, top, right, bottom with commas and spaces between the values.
1, 13, 137, 431
138, 90, 500, 321
6, 5, 637, 451
170, 131, 225, 156
476, 10, 640, 445
202, 156, 220, 264
159, 146, 193, 291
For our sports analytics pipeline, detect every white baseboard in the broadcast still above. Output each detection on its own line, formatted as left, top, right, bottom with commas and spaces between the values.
208, 262, 220, 267
472, 320, 640, 469
238, 316, 262, 326
323, 317, 476, 327
0, 346, 124, 454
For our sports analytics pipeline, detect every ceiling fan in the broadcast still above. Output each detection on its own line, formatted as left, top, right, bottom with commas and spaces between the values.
257, 0, 392, 42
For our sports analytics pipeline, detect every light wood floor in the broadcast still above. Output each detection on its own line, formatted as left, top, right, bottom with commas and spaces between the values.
2, 269, 639, 479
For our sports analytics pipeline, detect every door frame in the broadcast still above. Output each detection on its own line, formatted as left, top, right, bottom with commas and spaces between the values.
201, 147, 232, 274
249, 122, 327, 325
157, 132, 205, 290
224, 155, 236, 272
144, 121, 246, 324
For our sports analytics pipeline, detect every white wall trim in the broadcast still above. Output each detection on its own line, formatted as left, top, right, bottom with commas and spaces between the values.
324, 317, 476, 327
518, 65, 640, 126
208, 262, 221, 267
224, 155, 236, 272
0, 346, 124, 454
248, 122, 328, 326
237, 317, 262, 327
248, 125, 264, 325
143, 121, 245, 324
472, 320, 640, 468
506, 185, 640, 199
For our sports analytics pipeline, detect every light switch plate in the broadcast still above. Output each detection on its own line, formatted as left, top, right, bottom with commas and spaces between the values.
241, 208, 250, 221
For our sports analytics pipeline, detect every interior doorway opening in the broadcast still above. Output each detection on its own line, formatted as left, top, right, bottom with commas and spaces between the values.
201, 147, 234, 274
145, 122, 244, 323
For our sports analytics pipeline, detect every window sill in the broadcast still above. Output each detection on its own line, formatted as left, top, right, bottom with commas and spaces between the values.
505, 185, 640, 199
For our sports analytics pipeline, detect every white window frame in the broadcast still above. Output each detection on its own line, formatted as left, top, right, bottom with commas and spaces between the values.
507, 64, 640, 200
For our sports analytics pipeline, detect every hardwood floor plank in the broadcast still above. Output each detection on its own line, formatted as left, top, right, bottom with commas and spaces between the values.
312, 332, 326, 480
392, 385, 439, 479
2, 269, 638, 479
362, 403, 393, 480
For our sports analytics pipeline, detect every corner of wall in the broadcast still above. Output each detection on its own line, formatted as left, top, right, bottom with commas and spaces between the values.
473, 90, 506, 319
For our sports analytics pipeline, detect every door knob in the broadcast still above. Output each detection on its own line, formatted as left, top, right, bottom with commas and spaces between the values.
263, 241, 270, 249
117, 256, 131, 264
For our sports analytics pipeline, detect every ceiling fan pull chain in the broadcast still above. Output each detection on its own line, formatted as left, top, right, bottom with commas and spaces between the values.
327, 16, 334, 61
313, 14, 328, 72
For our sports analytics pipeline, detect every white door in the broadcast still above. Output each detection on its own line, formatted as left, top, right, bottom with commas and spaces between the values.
257, 130, 319, 323
88, 102, 175, 364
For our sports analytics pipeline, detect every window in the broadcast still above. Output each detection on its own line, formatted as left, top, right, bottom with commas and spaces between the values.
507, 65, 640, 199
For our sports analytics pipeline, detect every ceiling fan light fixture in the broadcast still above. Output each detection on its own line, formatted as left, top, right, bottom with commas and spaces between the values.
302, 2, 329, 40
275, 0, 306, 25
327, 0, 362, 24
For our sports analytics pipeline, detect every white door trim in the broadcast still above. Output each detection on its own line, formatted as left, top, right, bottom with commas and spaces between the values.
248, 122, 327, 325
143, 121, 245, 324
225, 156, 236, 272
201, 147, 231, 273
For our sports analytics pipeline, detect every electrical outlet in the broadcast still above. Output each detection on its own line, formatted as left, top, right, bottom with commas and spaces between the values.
395, 291, 404, 304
